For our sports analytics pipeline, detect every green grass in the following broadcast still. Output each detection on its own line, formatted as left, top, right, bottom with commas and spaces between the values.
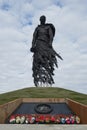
0, 87, 87, 105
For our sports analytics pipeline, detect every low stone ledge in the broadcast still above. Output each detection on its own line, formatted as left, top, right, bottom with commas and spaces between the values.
66, 98, 87, 124
22, 98, 66, 103
0, 98, 22, 123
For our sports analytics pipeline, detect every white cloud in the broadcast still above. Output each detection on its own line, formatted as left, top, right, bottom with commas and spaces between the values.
32, 0, 53, 9
0, 0, 87, 94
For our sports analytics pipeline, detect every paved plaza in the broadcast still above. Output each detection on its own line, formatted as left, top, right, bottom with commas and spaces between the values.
0, 125, 87, 130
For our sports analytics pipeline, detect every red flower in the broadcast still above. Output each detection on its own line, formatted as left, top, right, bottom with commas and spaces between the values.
51, 116, 55, 122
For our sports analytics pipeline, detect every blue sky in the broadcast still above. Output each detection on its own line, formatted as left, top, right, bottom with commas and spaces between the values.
0, 0, 87, 94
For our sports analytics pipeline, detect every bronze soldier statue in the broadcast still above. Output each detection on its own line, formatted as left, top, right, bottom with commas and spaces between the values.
30, 15, 63, 87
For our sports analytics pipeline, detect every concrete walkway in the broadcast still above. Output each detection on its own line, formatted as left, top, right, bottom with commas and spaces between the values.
0, 125, 87, 130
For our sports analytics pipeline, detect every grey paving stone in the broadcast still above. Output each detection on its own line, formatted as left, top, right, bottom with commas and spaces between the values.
0, 125, 87, 130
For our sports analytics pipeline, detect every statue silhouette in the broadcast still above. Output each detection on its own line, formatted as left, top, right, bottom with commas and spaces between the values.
30, 15, 63, 87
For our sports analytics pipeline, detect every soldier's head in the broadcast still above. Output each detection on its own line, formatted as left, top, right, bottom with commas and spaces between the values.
40, 15, 46, 25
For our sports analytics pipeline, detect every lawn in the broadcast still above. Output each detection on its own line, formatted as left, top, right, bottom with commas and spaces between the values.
0, 87, 87, 105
